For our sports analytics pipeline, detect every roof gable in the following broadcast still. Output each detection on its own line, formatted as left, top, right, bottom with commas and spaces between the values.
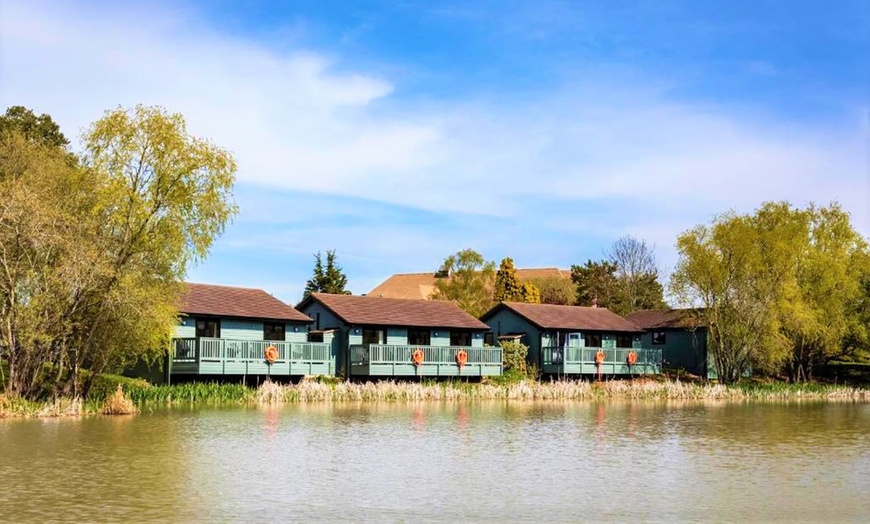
179, 283, 311, 323
298, 293, 489, 330
483, 302, 643, 332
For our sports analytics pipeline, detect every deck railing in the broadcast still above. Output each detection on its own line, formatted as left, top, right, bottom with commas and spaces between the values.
172, 337, 332, 364
541, 346, 662, 367
349, 344, 502, 366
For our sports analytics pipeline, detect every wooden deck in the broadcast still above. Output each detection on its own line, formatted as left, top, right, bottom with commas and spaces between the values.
349, 344, 502, 377
171, 337, 334, 376
541, 347, 662, 375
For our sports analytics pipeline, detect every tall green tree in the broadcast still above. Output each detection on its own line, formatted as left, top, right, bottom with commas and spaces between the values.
494, 257, 523, 301
571, 260, 621, 310
527, 275, 576, 305
304, 250, 351, 298
0, 105, 237, 399
607, 235, 667, 313
431, 249, 496, 317
0, 106, 69, 149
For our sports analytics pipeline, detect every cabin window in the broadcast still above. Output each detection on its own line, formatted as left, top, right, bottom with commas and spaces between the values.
263, 322, 285, 341
584, 333, 602, 348
308, 332, 324, 343
484, 333, 495, 346
616, 335, 633, 348
450, 331, 472, 347
652, 331, 667, 345
362, 329, 385, 347
408, 329, 431, 346
195, 319, 220, 338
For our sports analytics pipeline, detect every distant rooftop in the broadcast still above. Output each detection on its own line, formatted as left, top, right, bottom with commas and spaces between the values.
179, 283, 311, 322
368, 268, 570, 300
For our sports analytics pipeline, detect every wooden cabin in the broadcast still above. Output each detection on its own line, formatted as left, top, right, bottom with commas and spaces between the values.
170, 283, 334, 379
297, 293, 501, 377
480, 302, 661, 375
625, 309, 709, 377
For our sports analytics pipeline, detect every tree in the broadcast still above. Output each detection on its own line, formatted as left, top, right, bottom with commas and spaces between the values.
571, 260, 621, 311
304, 250, 351, 298
521, 282, 542, 303
494, 257, 523, 302
607, 236, 667, 313
527, 275, 576, 305
0, 106, 69, 149
670, 201, 869, 384
431, 249, 495, 317
1, 105, 237, 399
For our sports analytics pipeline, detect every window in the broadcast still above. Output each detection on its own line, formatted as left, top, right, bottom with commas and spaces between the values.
263, 322, 285, 341
408, 329, 431, 346
584, 333, 602, 348
308, 332, 324, 343
450, 331, 472, 347
484, 333, 495, 346
616, 335, 633, 348
195, 318, 219, 338
362, 329, 385, 347
652, 331, 667, 345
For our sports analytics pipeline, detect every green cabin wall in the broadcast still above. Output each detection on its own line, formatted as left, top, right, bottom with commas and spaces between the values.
175, 316, 309, 343
637, 328, 707, 376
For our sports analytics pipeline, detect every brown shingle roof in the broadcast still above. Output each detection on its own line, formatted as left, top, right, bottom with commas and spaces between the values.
368, 268, 570, 300
299, 293, 489, 330
484, 302, 644, 332
179, 283, 311, 322
625, 309, 705, 330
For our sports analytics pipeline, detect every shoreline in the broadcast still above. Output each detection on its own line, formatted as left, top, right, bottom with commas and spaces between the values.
2, 378, 868, 418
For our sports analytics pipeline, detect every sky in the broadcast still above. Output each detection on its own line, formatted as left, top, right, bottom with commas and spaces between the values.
1, 0, 868, 304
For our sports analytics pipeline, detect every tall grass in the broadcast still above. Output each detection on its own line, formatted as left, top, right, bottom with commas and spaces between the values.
100, 385, 138, 415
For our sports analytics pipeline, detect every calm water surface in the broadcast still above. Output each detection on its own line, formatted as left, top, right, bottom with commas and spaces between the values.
1, 401, 868, 522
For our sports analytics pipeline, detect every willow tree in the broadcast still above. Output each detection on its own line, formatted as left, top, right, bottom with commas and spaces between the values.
0, 105, 237, 398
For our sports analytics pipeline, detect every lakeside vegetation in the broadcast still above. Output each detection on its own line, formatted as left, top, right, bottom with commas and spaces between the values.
3, 374, 867, 419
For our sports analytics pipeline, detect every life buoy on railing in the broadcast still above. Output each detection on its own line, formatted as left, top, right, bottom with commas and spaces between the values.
411, 348, 425, 366
456, 349, 468, 367
594, 350, 606, 365
264, 345, 278, 364
627, 351, 638, 366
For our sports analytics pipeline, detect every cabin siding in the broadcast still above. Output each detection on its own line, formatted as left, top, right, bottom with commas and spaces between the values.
638, 328, 707, 376
220, 319, 264, 341
483, 308, 543, 366
176, 317, 196, 338
387, 328, 407, 345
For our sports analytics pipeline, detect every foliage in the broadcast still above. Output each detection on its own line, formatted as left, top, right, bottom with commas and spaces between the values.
521, 282, 541, 303
100, 384, 138, 415
0, 106, 69, 149
494, 257, 523, 301
571, 259, 620, 309
0, 105, 237, 399
607, 236, 667, 313
500, 340, 529, 375
527, 275, 576, 305
671, 202, 869, 384
303, 249, 351, 298
431, 249, 496, 317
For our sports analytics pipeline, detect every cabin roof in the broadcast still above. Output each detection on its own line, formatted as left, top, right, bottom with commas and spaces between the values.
367, 268, 570, 300
180, 283, 311, 323
298, 293, 489, 330
482, 302, 644, 333
625, 309, 706, 330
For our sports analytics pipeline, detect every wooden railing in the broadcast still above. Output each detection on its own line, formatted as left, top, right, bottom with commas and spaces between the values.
172, 338, 332, 364
541, 346, 662, 367
349, 344, 502, 365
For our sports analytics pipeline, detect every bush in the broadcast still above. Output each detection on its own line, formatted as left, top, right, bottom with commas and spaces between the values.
501, 341, 529, 376
101, 385, 138, 415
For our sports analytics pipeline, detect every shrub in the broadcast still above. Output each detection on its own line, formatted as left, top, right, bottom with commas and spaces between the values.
101, 385, 138, 415
501, 341, 529, 375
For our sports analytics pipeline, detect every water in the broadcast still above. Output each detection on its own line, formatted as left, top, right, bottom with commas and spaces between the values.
1, 401, 868, 522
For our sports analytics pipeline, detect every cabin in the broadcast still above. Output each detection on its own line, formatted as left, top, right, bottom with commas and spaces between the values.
480, 302, 661, 375
625, 309, 708, 377
296, 293, 501, 377
169, 283, 334, 379
368, 268, 570, 300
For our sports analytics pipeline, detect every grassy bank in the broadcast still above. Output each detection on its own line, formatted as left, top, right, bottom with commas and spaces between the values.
3, 376, 868, 418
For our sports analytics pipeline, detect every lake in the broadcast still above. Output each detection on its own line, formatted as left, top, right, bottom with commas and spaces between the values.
1, 401, 868, 522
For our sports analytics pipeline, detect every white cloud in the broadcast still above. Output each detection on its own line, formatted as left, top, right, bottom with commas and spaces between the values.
2, 0, 867, 299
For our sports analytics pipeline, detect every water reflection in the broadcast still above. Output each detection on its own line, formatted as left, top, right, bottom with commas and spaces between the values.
1, 401, 868, 522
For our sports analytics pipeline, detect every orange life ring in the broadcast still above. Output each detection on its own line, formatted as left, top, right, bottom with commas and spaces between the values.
264, 345, 278, 364
594, 350, 606, 365
411, 348, 425, 366
456, 349, 468, 367
627, 351, 638, 365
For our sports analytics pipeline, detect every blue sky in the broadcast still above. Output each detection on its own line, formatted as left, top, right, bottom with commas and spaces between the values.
1, 0, 868, 303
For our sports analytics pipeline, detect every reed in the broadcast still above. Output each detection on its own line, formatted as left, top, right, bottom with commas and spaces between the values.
100, 385, 138, 415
